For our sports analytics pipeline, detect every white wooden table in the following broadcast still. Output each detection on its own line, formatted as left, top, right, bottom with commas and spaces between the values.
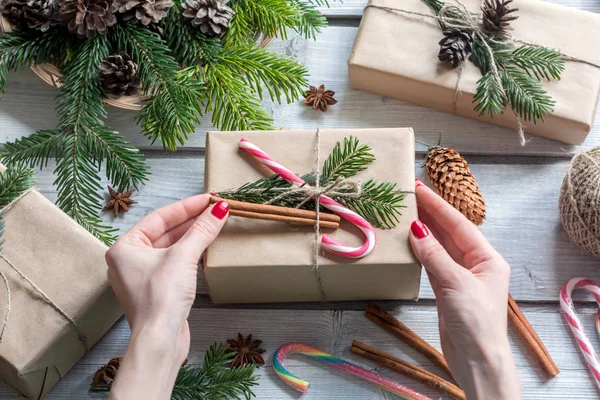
2, 1, 600, 398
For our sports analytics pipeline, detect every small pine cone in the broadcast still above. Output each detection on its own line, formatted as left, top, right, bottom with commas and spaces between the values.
425, 146, 486, 225
58, 0, 117, 38
116, 0, 172, 25
438, 28, 473, 68
99, 52, 140, 96
1, 0, 57, 32
482, 0, 518, 35
182, 0, 234, 38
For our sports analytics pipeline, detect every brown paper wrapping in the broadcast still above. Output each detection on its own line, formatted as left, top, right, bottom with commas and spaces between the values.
349, 0, 600, 144
0, 189, 122, 398
203, 128, 421, 304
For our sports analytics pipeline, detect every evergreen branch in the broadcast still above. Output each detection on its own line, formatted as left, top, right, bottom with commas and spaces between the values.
112, 23, 204, 150
223, 5, 255, 49
322, 136, 375, 180
1, 129, 63, 169
0, 29, 72, 74
473, 70, 505, 118
204, 62, 273, 131
499, 45, 564, 81
288, 0, 328, 40
171, 344, 258, 400
0, 61, 7, 97
421, 0, 444, 14
216, 46, 308, 103
0, 163, 35, 208
227, 0, 298, 45
501, 64, 555, 122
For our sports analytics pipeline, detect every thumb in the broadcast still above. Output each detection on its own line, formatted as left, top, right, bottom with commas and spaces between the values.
174, 200, 230, 262
409, 220, 466, 289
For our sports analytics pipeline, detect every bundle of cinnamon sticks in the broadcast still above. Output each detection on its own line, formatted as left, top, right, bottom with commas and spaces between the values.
210, 196, 340, 229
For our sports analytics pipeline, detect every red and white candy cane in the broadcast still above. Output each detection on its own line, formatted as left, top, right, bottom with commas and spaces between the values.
560, 277, 600, 390
239, 138, 376, 258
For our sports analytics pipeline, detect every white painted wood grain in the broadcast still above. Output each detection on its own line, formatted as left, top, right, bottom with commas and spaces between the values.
27, 155, 600, 303
1, 305, 598, 399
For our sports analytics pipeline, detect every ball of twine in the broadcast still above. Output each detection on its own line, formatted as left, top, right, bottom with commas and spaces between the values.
560, 147, 600, 257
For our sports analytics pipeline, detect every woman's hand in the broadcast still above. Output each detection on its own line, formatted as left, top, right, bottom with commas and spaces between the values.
106, 195, 230, 400
410, 179, 521, 400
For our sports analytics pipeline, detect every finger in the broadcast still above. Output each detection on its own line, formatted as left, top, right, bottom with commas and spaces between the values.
409, 219, 468, 289
126, 195, 211, 244
173, 200, 230, 262
418, 205, 467, 267
415, 181, 497, 268
153, 219, 196, 248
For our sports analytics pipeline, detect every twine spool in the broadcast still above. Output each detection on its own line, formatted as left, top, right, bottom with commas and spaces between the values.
559, 147, 600, 257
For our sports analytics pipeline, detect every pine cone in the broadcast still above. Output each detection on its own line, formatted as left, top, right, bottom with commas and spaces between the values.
482, 0, 518, 34
116, 0, 172, 25
1, 0, 57, 32
182, 0, 234, 38
438, 29, 473, 68
99, 53, 140, 96
58, 0, 117, 38
425, 146, 486, 225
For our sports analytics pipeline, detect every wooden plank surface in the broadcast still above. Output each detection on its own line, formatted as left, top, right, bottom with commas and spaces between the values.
1, 304, 598, 399
26, 154, 600, 303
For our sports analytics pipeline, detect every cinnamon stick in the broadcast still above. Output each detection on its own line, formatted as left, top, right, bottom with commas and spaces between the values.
210, 196, 341, 223
507, 294, 559, 378
366, 303, 453, 377
350, 341, 466, 400
228, 209, 339, 229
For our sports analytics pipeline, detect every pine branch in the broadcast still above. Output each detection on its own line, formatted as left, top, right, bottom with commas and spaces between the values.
288, 0, 328, 40
0, 61, 7, 98
501, 64, 554, 122
499, 45, 564, 81
0, 29, 72, 72
216, 46, 308, 103
0, 163, 35, 208
473, 70, 505, 118
322, 136, 375, 180
112, 23, 204, 151
171, 344, 258, 400
421, 0, 444, 14
1, 129, 63, 169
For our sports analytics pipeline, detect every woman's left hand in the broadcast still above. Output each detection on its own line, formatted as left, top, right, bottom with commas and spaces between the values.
107, 195, 230, 400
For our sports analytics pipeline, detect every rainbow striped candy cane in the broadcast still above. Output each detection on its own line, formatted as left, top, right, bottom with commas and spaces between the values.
273, 343, 431, 400
560, 277, 600, 390
239, 138, 377, 258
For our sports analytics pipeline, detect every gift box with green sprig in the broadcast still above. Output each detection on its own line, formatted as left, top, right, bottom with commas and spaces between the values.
0, 163, 121, 398
349, 0, 600, 145
203, 128, 421, 304
0, 0, 333, 244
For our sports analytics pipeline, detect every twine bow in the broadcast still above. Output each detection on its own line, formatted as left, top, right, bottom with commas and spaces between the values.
0, 188, 89, 353
366, 0, 600, 146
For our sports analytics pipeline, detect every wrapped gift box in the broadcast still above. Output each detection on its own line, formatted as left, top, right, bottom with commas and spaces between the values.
349, 0, 600, 144
0, 186, 122, 398
203, 128, 421, 304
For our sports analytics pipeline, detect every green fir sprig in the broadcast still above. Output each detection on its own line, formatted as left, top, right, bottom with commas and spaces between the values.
0, 164, 36, 251
216, 137, 408, 229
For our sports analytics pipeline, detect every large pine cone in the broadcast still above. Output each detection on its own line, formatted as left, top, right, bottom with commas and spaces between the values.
438, 28, 473, 68
58, 0, 117, 38
1, 0, 57, 32
182, 0, 234, 38
482, 0, 518, 34
425, 146, 486, 225
99, 53, 140, 96
116, 0, 171, 25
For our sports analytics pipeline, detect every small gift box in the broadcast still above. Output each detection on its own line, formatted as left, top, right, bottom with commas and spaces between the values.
349, 0, 600, 145
203, 128, 421, 304
0, 177, 122, 398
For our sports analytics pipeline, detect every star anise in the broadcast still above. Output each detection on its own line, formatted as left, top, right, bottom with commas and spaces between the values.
103, 186, 137, 217
227, 333, 265, 368
304, 84, 337, 112
90, 357, 121, 391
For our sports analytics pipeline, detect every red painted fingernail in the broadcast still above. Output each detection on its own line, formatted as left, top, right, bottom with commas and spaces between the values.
211, 200, 230, 220
411, 220, 429, 239
415, 178, 425, 188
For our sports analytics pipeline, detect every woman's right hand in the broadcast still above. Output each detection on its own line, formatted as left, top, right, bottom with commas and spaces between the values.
409, 179, 522, 400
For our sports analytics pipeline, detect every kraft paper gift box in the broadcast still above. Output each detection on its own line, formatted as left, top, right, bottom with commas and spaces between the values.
348, 0, 600, 145
0, 185, 122, 398
203, 128, 421, 304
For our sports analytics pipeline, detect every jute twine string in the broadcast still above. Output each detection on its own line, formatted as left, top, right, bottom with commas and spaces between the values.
0, 188, 89, 352
560, 147, 600, 258
366, 0, 600, 146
